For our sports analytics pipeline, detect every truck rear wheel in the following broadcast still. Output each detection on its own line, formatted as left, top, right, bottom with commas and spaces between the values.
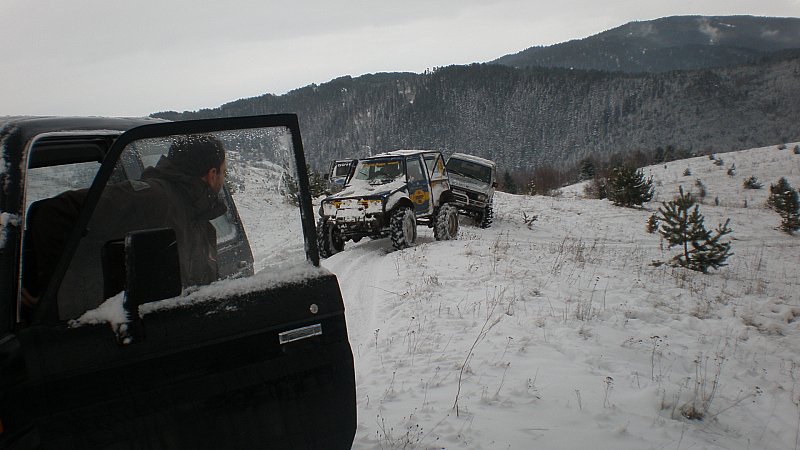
317, 219, 344, 258
434, 203, 459, 240
390, 207, 416, 250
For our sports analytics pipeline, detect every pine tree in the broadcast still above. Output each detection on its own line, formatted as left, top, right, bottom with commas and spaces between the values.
607, 165, 654, 207
282, 170, 299, 206
743, 176, 763, 189
308, 165, 327, 198
767, 177, 800, 233
646, 214, 659, 234
579, 158, 596, 180
502, 171, 518, 194
694, 179, 707, 200
657, 187, 733, 273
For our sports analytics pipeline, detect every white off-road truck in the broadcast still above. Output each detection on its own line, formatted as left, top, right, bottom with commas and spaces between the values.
445, 152, 497, 228
317, 150, 459, 256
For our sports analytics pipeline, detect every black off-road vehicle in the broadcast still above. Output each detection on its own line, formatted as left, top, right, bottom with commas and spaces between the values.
316, 150, 459, 257
325, 159, 357, 194
0, 115, 356, 449
446, 153, 497, 228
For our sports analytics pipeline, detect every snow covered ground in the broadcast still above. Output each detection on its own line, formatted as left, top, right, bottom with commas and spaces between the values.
307, 144, 799, 449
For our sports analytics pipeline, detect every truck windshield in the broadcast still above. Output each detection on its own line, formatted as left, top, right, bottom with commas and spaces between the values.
333, 161, 352, 177
446, 158, 492, 184
353, 158, 405, 184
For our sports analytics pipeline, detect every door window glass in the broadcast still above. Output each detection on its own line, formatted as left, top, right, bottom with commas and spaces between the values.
406, 157, 425, 183
23, 125, 312, 321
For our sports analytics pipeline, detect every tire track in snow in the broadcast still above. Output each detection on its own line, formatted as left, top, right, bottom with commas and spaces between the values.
321, 239, 392, 352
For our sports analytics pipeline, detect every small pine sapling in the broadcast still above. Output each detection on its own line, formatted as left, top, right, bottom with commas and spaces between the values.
308, 165, 328, 198
607, 166, 654, 207
646, 214, 660, 234
713, 158, 724, 167
794, 145, 800, 155
743, 176, 763, 190
683, 167, 692, 176
657, 187, 733, 273
767, 177, 800, 234
694, 179, 707, 200
583, 176, 607, 199
727, 164, 736, 176
281, 170, 300, 205
502, 171, 518, 194
526, 180, 537, 196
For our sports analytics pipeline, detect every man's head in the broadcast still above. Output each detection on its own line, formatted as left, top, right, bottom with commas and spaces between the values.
167, 134, 226, 193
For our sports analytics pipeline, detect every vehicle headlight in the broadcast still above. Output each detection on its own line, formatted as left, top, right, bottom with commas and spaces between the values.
477, 194, 487, 202
359, 199, 383, 213
322, 201, 340, 216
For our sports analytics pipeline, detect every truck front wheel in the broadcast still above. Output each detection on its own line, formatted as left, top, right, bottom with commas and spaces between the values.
434, 203, 459, 240
390, 207, 417, 250
477, 204, 493, 229
317, 219, 345, 258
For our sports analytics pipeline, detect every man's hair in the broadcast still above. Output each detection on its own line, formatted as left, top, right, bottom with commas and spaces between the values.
167, 134, 226, 177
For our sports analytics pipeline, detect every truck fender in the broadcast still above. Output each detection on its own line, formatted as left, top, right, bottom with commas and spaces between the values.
438, 190, 456, 205
385, 192, 412, 212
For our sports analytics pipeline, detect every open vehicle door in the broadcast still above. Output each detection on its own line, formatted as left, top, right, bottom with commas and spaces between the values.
0, 115, 356, 449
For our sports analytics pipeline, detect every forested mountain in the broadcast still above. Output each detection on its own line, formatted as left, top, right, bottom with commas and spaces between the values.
153, 51, 800, 174
492, 16, 800, 73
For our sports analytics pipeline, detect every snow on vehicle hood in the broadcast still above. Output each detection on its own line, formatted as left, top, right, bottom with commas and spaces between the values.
330, 178, 406, 199
69, 261, 331, 328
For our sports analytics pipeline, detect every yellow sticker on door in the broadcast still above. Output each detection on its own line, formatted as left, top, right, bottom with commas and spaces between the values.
411, 190, 430, 204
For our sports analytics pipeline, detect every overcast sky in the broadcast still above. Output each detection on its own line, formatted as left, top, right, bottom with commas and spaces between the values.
2, 0, 799, 117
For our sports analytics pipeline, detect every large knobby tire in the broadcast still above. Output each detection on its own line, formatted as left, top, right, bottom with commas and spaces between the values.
434, 203, 459, 241
478, 204, 493, 229
317, 219, 344, 258
390, 207, 417, 250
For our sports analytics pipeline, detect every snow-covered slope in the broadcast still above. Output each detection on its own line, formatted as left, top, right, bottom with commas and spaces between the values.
316, 143, 800, 449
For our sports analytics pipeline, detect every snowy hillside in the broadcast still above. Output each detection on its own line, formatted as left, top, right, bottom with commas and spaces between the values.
310, 144, 800, 449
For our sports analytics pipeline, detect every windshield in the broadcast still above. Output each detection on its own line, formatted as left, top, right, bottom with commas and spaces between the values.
446, 158, 492, 184
353, 158, 405, 185
333, 161, 352, 178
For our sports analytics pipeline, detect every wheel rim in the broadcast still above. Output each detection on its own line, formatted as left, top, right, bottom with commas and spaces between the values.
447, 211, 457, 235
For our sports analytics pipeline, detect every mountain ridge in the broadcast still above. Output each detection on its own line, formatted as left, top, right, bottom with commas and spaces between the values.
153, 16, 800, 174
492, 15, 800, 72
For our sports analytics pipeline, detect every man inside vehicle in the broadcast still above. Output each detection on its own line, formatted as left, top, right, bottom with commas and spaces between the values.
23, 134, 228, 320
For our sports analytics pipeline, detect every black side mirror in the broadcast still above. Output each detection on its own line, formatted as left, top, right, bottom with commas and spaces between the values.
492, 181, 498, 188
125, 228, 182, 306
116, 228, 181, 344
